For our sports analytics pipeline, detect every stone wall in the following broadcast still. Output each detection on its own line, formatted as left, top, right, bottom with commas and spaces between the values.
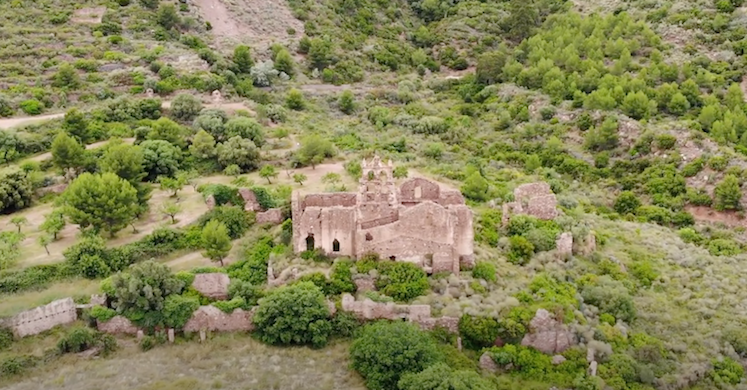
183, 305, 255, 333
6, 298, 77, 337
256, 208, 284, 224
97, 315, 139, 335
192, 273, 230, 300
302, 193, 357, 209
341, 294, 458, 333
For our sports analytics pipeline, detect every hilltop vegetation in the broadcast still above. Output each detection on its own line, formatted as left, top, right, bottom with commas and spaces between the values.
2, 0, 747, 389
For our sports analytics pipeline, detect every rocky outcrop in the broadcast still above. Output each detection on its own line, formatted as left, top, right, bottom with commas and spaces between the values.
556, 232, 573, 258
353, 276, 376, 292
520, 309, 576, 354
340, 294, 458, 333
256, 208, 283, 224
192, 273, 230, 300
479, 352, 498, 373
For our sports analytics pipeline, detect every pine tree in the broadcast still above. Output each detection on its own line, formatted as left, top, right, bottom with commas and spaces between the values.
202, 220, 232, 266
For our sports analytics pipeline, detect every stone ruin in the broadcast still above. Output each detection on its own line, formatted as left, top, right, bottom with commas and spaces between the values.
520, 309, 576, 355
212, 90, 223, 105
292, 156, 474, 274
206, 188, 284, 225
98, 315, 139, 335
502, 182, 559, 226
341, 294, 458, 333
183, 305, 255, 333
192, 273, 230, 300
2, 298, 77, 338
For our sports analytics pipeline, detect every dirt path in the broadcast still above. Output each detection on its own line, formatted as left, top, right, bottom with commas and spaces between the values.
0, 100, 253, 131
25, 138, 136, 162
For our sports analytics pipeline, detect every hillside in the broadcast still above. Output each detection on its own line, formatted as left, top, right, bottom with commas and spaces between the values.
2, 0, 747, 389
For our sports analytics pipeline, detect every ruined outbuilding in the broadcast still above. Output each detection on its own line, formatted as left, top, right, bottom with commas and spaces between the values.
502, 182, 559, 226
292, 156, 474, 273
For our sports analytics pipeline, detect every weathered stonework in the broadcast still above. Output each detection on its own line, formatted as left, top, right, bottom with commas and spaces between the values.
556, 232, 573, 258
256, 208, 284, 225
479, 353, 499, 372
6, 298, 77, 337
503, 182, 559, 227
239, 188, 261, 212
183, 305, 255, 333
340, 294, 458, 332
521, 309, 576, 355
292, 157, 474, 274
192, 273, 230, 300
97, 315, 138, 335
353, 276, 376, 292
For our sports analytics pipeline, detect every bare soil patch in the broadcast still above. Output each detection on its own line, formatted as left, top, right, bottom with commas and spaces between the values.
71, 7, 106, 24
686, 205, 747, 228
193, 0, 304, 50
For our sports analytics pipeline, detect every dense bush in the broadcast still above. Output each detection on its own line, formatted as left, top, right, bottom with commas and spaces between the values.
57, 327, 97, 353
328, 259, 356, 295
253, 282, 332, 347
472, 261, 496, 282
163, 294, 200, 329
350, 321, 443, 390
398, 362, 494, 390
458, 314, 500, 350
227, 236, 273, 284
0, 169, 33, 214
197, 205, 252, 239
110, 261, 185, 328
374, 262, 429, 301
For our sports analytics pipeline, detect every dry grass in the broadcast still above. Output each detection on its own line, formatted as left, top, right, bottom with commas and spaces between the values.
3, 334, 366, 390
0, 279, 100, 318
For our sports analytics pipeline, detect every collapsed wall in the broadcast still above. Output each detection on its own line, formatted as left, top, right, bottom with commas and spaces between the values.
340, 294, 458, 333
4, 298, 77, 337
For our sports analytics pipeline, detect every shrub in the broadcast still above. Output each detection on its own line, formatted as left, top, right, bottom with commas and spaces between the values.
57, 327, 96, 353
19, 99, 43, 115
656, 134, 677, 150
708, 238, 742, 256
458, 314, 500, 350
197, 205, 252, 239
329, 259, 356, 295
508, 236, 534, 265
90, 306, 117, 322
198, 183, 244, 207
253, 282, 331, 347
472, 262, 496, 282
213, 297, 247, 313
614, 191, 641, 215
227, 237, 273, 284
581, 277, 636, 323
714, 174, 742, 211
163, 294, 200, 329
0, 355, 36, 377
712, 357, 744, 386
0, 327, 13, 350
285, 89, 306, 110
350, 321, 443, 390
110, 261, 185, 327
374, 262, 429, 301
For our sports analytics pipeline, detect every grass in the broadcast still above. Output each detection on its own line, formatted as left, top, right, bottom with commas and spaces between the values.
0, 279, 100, 318
2, 334, 366, 390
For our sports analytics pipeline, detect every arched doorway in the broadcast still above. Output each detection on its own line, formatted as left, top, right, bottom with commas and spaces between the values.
332, 239, 340, 252
306, 234, 315, 251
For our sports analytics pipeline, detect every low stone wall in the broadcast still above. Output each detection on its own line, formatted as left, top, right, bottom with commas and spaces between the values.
256, 208, 283, 225
6, 298, 77, 337
341, 294, 458, 333
97, 315, 139, 335
192, 273, 230, 300
183, 305, 255, 333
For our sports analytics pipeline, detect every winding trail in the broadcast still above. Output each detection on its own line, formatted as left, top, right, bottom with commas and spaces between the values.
0, 101, 252, 130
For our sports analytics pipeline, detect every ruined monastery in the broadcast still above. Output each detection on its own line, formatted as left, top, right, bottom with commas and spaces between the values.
291, 156, 474, 273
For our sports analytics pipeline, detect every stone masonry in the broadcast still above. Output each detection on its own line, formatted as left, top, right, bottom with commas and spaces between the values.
5, 298, 77, 337
502, 182, 558, 226
97, 315, 139, 335
183, 305, 255, 333
256, 208, 284, 225
292, 156, 474, 274
341, 294, 458, 333
192, 273, 230, 300
521, 309, 577, 354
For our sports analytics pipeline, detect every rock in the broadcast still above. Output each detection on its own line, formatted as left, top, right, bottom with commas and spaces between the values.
354, 277, 376, 292
168, 328, 175, 343
256, 208, 283, 224
556, 232, 573, 258
479, 352, 498, 373
206, 195, 216, 210
589, 361, 598, 376
239, 188, 261, 211
90, 294, 107, 306
98, 63, 126, 72
520, 309, 577, 355
457, 337, 463, 351
552, 355, 567, 365
199, 329, 206, 343
192, 273, 230, 300
137, 330, 144, 341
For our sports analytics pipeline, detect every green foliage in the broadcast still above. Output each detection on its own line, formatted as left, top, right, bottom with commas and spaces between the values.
110, 261, 185, 327
100, 143, 146, 183
227, 236, 274, 284
233, 45, 254, 74
585, 116, 619, 151
614, 191, 642, 215
228, 280, 264, 307
140, 140, 182, 181
163, 294, 200, 329
508, 235, 534, 265
472, 261, 497, 282
374, 262, 429, 302
52, 63, 81, 90
90, 306, 118, 322
189, 130, 216, 159
329, 259, 357, 295
0, 169, 33, 214
621, 91, 651, 120
57, 327, 96, 353
225, 117, 265, 146
51, 132, 86, 171
201, 220, 233, 265
216, 136, 260, 171
147, 117, 188, 147
295, 134, 336, 168
0, 327, 14, 350
708, 238, 742, 256
460, 171, 490, 201
213, 296, 247, 313
259, 165, 278, 184
712, 357, 744, 386
714, 174, 742, 211
350, 321, 443, 390
286, 89, 306, 110
338, 90, 356, 114
398, 362, 494, 390
581, 276, 636, 323
458, 314, 500, 350
253, 282, 332, 347
198, 184, 244, 207
61, 173, 139, 236
197, 205, 252, 239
